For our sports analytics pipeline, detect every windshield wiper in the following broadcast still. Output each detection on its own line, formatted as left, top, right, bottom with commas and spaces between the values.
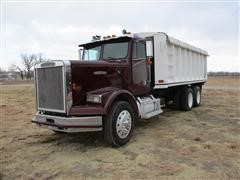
104, 56, 118, 60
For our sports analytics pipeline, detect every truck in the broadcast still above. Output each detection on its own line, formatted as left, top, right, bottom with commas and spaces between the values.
32, 31, 208, 147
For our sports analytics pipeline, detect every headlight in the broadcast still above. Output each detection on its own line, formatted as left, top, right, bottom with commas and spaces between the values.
86, 94, 102, 103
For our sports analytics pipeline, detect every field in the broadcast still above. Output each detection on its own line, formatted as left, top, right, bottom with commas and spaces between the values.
0, 76, 240, 179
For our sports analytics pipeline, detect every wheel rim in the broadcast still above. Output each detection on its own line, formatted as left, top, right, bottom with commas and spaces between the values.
188, 92, 193, 108
196, 90, 201, 104
116, 110, 132, 139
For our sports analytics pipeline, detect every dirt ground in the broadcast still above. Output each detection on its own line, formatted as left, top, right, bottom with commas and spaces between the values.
0, 76, 240, 179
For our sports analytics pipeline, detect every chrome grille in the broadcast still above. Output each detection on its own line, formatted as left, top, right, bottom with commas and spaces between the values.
36, 65, 65, 113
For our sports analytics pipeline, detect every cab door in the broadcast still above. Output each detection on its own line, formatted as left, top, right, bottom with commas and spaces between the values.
131, 41, 151, 95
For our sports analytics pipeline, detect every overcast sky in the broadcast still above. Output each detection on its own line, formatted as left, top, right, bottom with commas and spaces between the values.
1, 1, 239, 72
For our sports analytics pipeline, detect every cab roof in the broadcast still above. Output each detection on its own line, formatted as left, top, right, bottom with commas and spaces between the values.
78, 36, 131, 48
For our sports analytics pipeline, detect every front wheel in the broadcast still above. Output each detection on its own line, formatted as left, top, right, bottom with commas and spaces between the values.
103, 101, 135, 147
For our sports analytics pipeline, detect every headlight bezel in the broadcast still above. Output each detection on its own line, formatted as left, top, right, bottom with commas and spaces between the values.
86, 94, 102, 104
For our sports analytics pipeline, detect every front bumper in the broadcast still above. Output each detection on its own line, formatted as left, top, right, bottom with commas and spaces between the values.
32, 112, 102, 132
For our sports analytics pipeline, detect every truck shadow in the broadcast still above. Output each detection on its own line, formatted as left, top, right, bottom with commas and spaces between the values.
27, 131, 106, 150
28, 107, 181, 149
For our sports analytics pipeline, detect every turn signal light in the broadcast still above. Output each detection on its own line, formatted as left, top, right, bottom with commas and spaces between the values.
72, 83, 76, 90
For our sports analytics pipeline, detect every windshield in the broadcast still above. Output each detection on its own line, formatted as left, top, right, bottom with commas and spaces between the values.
83, 46, 101, 61
82, 42, 129, 61
103, 42, 128, 60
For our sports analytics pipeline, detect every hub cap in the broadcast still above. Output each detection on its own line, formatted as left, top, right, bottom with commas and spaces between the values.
116, 110, 132, 139
188, 92, 193, 108
196, 90, 201, 104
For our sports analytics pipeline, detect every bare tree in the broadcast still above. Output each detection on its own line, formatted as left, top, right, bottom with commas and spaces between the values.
35, 53, 47, 64
21, 54, 37, 79
9, 53, 49, 80
11, 64, 24, 80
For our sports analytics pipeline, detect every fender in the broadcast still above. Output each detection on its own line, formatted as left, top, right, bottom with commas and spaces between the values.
103, 89, 139, 116
70, 87, 139, 116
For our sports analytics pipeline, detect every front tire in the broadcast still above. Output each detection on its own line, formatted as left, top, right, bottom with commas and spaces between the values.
103, 101, 135, 147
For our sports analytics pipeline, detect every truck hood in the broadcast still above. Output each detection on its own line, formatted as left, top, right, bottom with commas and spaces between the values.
70, 60, 130, 106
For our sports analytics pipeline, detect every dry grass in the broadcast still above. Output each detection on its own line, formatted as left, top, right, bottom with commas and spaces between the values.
0, 77, 240, 179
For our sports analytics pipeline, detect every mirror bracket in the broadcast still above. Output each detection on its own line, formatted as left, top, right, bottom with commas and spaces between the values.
78, 48, 83, 60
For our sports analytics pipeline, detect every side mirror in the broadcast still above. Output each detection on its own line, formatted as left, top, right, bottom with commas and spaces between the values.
146, 40, 153, 57
78, 48, 83, 60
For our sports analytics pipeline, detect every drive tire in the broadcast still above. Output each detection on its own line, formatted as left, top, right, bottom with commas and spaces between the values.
192, 86, 201, 107
103, 101, 135, 147
181, 87, 194, 111
174, 89, 182, 110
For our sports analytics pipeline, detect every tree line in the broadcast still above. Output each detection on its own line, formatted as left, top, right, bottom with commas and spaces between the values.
208, 71, 240, 76
9, 53, 50, 80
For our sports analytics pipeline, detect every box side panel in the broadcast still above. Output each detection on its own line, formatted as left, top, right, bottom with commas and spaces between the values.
153, 34, 207, 89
